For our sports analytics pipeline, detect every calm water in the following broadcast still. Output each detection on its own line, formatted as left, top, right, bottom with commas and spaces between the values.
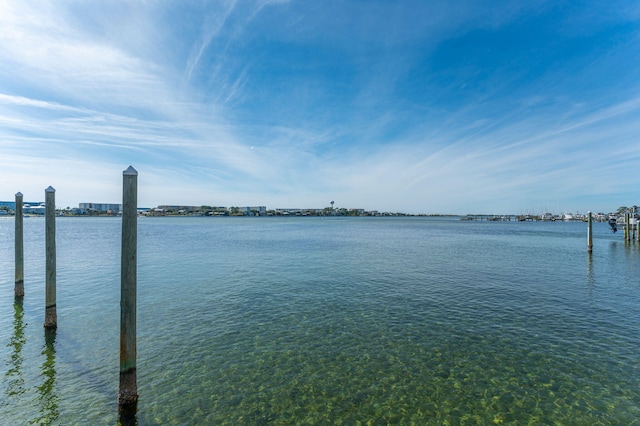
1, 216, 640, 425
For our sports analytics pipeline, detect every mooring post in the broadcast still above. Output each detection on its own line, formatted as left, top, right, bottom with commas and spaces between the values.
119, 166, 138, 413
15, 192, 24, 297
623, 213, 627, 241
44, 186, 57, 329
625, 213, 630, 242
587, 212, 593, 253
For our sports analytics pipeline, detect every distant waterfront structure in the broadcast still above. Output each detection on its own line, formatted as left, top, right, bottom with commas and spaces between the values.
4, 198, 635, 220
24, 203, 47, 215
0, 200, 43, 212
149, 205, 267, 216
238, 206, 267, 215
79, 203, 122, 213
157, 205, 201, 212
0, 201, 16, 210
143, 205, 381, 216
276, 208, 324, 216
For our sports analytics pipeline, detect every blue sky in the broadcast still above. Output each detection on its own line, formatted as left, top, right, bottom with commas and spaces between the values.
1, 1, 639, 214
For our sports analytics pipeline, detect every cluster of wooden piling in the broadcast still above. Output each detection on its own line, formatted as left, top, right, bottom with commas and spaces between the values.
586, 210, 640, 252
622, 212, 640, 243
11, 167, 139, 416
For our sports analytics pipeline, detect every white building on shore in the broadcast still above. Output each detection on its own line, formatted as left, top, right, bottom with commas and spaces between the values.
79, 203, 122, 213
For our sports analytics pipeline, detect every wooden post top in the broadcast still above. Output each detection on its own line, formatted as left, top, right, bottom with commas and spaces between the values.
123, 166, 138, 176
45, 186, 56, 193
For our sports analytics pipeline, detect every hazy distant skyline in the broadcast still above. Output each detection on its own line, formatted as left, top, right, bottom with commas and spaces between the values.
1, 1, 639, 214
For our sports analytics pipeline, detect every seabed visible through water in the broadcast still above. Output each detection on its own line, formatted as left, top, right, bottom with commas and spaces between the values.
1, 216, 640, 424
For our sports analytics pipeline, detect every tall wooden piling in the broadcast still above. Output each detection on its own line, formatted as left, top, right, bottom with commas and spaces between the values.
119, 166, 138, 413
15, 192, 24, 297
587, 211, 593, 253
44, 187, 57, 329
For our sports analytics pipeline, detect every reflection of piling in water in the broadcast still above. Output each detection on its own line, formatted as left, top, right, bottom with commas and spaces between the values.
15, 192, 24, 297
44, 186, 57, 329
5, 297, 26, 398
119, 166, 138, 414
35, 328, 59, 425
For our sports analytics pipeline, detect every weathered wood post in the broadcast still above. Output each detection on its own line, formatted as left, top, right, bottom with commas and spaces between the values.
15, 192, 24, 297
44, 186, 57, 329
623, 213, 627, 241
624, 213, 630, 242
119, 166, 138, 413
587, 211, 593, 253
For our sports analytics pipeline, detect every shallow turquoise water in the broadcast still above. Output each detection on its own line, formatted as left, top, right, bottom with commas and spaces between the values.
1, 216, 640, 424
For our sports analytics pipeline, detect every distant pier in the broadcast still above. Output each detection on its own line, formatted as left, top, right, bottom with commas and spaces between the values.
461, 213, 614, 222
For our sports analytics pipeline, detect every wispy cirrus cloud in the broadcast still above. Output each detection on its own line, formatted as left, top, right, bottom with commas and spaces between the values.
1, 1, 639, 213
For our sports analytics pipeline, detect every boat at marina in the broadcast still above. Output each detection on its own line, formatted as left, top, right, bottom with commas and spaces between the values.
540, 212, 554, 221
616, 214, 639, 229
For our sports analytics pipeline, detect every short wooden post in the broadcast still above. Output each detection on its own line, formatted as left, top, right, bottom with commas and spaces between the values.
587, 211, 593, 253
44, 186, 57, 329
625, 213, 630, 242
15, 192, 24, 297
623, 213, 627, 241
119, 166, 138, 413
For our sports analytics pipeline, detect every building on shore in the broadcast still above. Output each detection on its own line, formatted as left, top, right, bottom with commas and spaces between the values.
24, 203, 47, 215
237, 206, 267, 216
79, 203, 122, 214
157, 205, 201, 212
0, 200, 42, 211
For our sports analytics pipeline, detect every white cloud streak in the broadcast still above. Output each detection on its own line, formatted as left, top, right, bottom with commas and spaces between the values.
0, 1, 638, 213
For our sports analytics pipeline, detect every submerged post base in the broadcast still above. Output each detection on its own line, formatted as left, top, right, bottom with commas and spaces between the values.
15, 280, 24, 297
118, 369, 138, 411
44, 305, 57, 329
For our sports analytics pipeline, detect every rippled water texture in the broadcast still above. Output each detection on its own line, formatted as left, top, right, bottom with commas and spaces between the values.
1, 216, 640, 424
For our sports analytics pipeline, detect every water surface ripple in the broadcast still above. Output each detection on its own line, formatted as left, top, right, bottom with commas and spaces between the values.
1, 217, 640, 424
